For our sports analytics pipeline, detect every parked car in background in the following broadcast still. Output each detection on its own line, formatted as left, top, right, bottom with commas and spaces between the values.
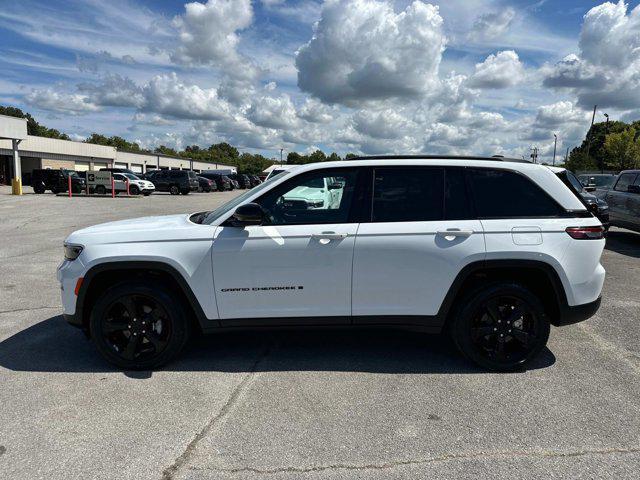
578, 173, 617, 195
250, 175, 262, 187
31, 169, 86, 194
598, 170, 640, 233
148, 170, 199, 195
197, 176, 217, 193
200, 172, 234, 191
550, 167, 610, 230
228, 173, 251, 189
113, 173, 155, 196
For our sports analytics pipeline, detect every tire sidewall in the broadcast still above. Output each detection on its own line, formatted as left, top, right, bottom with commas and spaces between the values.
89, 280, 190, 369
170, 185, 179, 195
450, 283, 550, 372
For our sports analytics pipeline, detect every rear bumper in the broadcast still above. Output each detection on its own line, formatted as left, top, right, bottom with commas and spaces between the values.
555, 296, 601, 327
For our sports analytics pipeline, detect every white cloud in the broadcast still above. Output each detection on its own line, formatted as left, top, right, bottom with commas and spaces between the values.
141, 73, 232, 121
541, 1, 640, 110
468, 8, 516, 41
298, 98, 335, 124
352, 110, 412, 139
171, 0, 257, 79
246, 93, 299, 129
78, 74, 145, 108
468, 50, 525, 89
296, 0, 446, 105
25, 88, 101, 114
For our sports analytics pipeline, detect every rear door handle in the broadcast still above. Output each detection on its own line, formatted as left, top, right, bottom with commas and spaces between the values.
312, 232, 347, 240
437, 229, 474, 238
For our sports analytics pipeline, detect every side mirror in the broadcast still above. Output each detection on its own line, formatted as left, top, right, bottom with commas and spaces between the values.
584, 186, 596, 192
231, 203, 264, 226
627, 185, 640, 194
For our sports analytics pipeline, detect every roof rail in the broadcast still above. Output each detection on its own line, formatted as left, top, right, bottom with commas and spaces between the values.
345, 155, 531, 163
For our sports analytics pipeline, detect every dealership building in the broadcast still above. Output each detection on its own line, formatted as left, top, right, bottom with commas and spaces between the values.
0, 114, 236, 192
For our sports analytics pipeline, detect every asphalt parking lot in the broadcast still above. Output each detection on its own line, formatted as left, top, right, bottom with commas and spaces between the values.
1, 185, 639, 479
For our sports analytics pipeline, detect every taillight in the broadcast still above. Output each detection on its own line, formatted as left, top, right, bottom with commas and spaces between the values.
565, 226, 605, 240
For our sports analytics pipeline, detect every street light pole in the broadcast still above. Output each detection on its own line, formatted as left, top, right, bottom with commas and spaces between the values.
585, 104, 597, 158
280, 148, 283, 165
553, 134, 557, 166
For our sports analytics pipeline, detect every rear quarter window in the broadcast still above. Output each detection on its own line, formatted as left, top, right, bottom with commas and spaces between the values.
468, 168, 564, 218
614, 173, 637, 191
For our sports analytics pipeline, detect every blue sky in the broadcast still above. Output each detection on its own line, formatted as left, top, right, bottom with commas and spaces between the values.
1, 0, 639, 161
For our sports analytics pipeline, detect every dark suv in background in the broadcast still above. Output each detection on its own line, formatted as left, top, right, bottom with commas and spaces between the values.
598, 170, 640, 233
31, 169, 86, 194
553, 167, 610, 229
200, 172, 234, 191
146, 170, 199, 195
228, 173, 252, 189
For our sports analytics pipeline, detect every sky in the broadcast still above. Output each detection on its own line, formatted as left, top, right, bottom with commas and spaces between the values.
1, 0, 639, 162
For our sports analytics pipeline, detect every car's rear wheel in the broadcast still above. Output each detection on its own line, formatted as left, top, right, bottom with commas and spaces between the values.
95, 185, 106, 195
169, 185, 179, 195
89, 280, 191, 369
450, 283, 550, 372
33, 184, 45, 194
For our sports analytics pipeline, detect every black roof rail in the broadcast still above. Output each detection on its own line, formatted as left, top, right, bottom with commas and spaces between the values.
345, 155, 531, 163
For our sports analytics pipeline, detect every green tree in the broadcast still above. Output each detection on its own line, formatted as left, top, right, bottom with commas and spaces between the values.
308, 149, 327, 163
327, 152, 342, 162
155, 145, 179, 157
563, 148, 597, 172
84, 133, 145, 152
603, 128, 640, 171
345, 153, 358, 160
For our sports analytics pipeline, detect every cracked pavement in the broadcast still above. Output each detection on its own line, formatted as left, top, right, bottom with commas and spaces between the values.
1, 185, 639, 479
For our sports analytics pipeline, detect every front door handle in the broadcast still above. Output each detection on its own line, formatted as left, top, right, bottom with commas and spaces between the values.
437, 229, 474, 239
312, 232, 348, 240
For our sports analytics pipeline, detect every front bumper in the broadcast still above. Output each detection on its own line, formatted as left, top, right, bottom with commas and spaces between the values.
555, 296, 601, 326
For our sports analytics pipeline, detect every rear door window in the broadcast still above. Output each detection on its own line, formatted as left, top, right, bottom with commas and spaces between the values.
468, 168, 564, 218
371, 168, 444, 222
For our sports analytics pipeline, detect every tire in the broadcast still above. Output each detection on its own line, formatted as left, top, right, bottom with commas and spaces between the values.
95, 185, 107, 195
89, 280, 191, 370
129, 185, 140, 196
143, 192, 151, 196
180, 189, 190, 195
449, 282, 550, 372
51, 187, 59, 194
33, 185, 45, 194
169, 185, 180, 195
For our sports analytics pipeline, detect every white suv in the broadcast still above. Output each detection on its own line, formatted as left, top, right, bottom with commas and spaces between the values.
58, 156, 605, 371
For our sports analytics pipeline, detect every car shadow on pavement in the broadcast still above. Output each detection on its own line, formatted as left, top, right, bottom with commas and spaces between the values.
0, 315, 556, 376
605, 229, 640, 258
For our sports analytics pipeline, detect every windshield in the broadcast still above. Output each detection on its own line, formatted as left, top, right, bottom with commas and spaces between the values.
199, 170, 291, 224
123, 173, 140, 180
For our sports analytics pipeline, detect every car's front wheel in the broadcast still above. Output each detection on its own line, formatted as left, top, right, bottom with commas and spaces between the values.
89, 280, 191, 369
129, 184, 140, 195
450, 283, 550, 372
169, 185, 180, 195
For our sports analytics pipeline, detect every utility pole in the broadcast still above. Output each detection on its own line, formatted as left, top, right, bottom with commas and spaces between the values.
279, 148, 284, 165
530, 146, 538, 163
553, 134, 557, 166
602, 113, 609, 173
585, 104, 597, 158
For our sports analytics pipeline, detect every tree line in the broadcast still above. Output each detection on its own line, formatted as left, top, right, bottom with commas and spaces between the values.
564, 119, 640, 172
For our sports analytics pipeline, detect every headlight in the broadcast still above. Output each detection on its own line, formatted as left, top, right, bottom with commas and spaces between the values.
64, 243, 84, 261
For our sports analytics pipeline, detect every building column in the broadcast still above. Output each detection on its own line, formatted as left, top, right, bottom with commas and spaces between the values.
12, 139, 22, 195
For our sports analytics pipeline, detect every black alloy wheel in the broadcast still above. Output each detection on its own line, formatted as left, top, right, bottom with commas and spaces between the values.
90, 280, 190, 369
129, 184, 140, 195
451, 283, 550, 371
169, 185, 180, 195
